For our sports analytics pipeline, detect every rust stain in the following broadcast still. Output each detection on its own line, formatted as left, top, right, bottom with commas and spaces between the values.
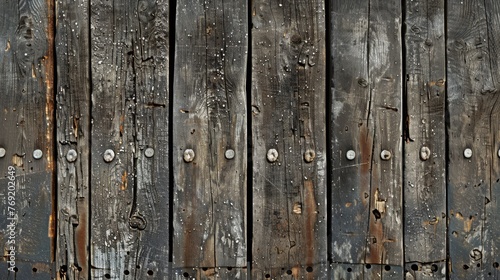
75, 201, 88, 275
359, 124, 372, 207
304, 180, 317, 266
121, 171, 128, 190
119, 114, 125, 135
345, 202, 352, 208
464, 216, 474, 233
48, 214, 55, 238
203, 267, 216, 277
44, 0, 55, 173
292, 266, 300, 278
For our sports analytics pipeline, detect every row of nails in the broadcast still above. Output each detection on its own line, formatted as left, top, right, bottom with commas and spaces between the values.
0, 147, 486, 162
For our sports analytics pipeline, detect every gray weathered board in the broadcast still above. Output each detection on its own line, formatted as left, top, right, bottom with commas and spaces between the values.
172, 0, 248, 277
404, 0, 446, 279
447, 0, 500, 279
3, 0, 500, 279
251, 0, 328, 279
330, 0, 403, 268
0, 0, 55, 279
90, 0, 170, 279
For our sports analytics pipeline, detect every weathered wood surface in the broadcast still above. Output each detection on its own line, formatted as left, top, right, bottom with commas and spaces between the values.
447, 0, 500, 279
90, 0, 170, 279
331, 263, 404, 279
330, 0, 403, 267
0, 0, 55, 279
172, 0, 248, 274
403, 0, 446, 279
251, 0, 327, 279
55, 0, 90, 279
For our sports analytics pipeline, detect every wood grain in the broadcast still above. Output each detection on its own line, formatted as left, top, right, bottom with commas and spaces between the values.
330, 0, 403, 266
0, 0, 55, 278
447, 0, 500, 278
251, 0, 327, 278
172, 0, 248, 272
403, 0, 446, 279
90, 0, 170, 278
55, 0, 90, 278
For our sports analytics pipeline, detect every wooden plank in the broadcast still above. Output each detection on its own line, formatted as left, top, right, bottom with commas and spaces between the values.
251, 0, 327, 278
55, 0, 90, 278
446, 0, 500, 278
403, 0, 446, 273
404, 261, 446, 280
330, 263, 404, 279
330, 0, 403, 266
90, 0, 170, 278
172, 267, 248, 279
172, 0, 248, 271
0, 0, 55, 278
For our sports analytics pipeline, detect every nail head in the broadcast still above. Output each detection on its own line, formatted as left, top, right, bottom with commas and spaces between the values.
267, 149, 278, 162
183, 149, 195, 162
497, 148, 500, 158
33, 149, 43, 159
66, 149, 78, 162
346, 150, 356, 160
464, 148, 472, 159
225, 149, 235, 159
304, 149, 316, 163
145, 147, 155, 158
103, 149, 115, 162
380, 150, 391, 160
0, 148, 5, 158
420, 146, 431, 161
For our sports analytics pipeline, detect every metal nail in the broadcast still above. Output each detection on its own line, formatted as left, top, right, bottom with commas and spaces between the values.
225, 149, 235, 160
129, 215, 147, 230
103, 149, 115, 163
380, 150, 391, 160
267, 149, 278, 162
33, 149, 43, 160
66, 149, 78, 162
304, 149, 316, 163
0, 148, 5, 158
183, 149, 195, 162
346, 150, 356, 160
464, 148, 472, 159
145, 147, 155, 158
420, 146, 431, 161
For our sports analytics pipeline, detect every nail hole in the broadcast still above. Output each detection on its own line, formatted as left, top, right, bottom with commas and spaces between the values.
13, 267, 18, 272
494, 262, 499, 268
147, 270, 153, 276
105, 274, 111, 279
347, 267, 352, 272
365, 264, 371, 269
265, 274, 271, 278
77, 266, 82, 271
463, 264, 469, 270
286, 270, 292, 275
411, 264, 418, 271
136, 265, 141, 269
124, 270, 130, 275
60, 265, 67, 273
32, 267, 37, 272
306, 266, 313, 273
477, 263, 481, 268
202, 267, 208, 271
384, 265, 391, 271
227, 267, 232, 271
431, 264, 438, 272
183, 272, 189, 277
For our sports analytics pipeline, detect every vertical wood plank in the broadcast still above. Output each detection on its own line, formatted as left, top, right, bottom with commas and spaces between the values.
448, 0, 500, 278
330, 0, 403, 267
55, 0, 90, 278
0, 0, 55, 278
251, 0, 327, 279
403, 0, 446, 279
90, 0, 170, 278
172, 0, 248, 273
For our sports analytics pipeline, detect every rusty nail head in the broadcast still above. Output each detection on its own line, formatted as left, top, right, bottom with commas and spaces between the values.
33, 149, 43, 159
183, 149, 195, 162
420, 146, 431, 161
346, 150, 356, 160
304, 149, 316, 163
0, 148, 5, 158
103, 149, 115, 162
464, 148, 472, 159
267, 149, 278, 162
66, 149, 78, 162
380, 150, 391, 160
225, 149, 235, 159
145, 147, 155, 158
